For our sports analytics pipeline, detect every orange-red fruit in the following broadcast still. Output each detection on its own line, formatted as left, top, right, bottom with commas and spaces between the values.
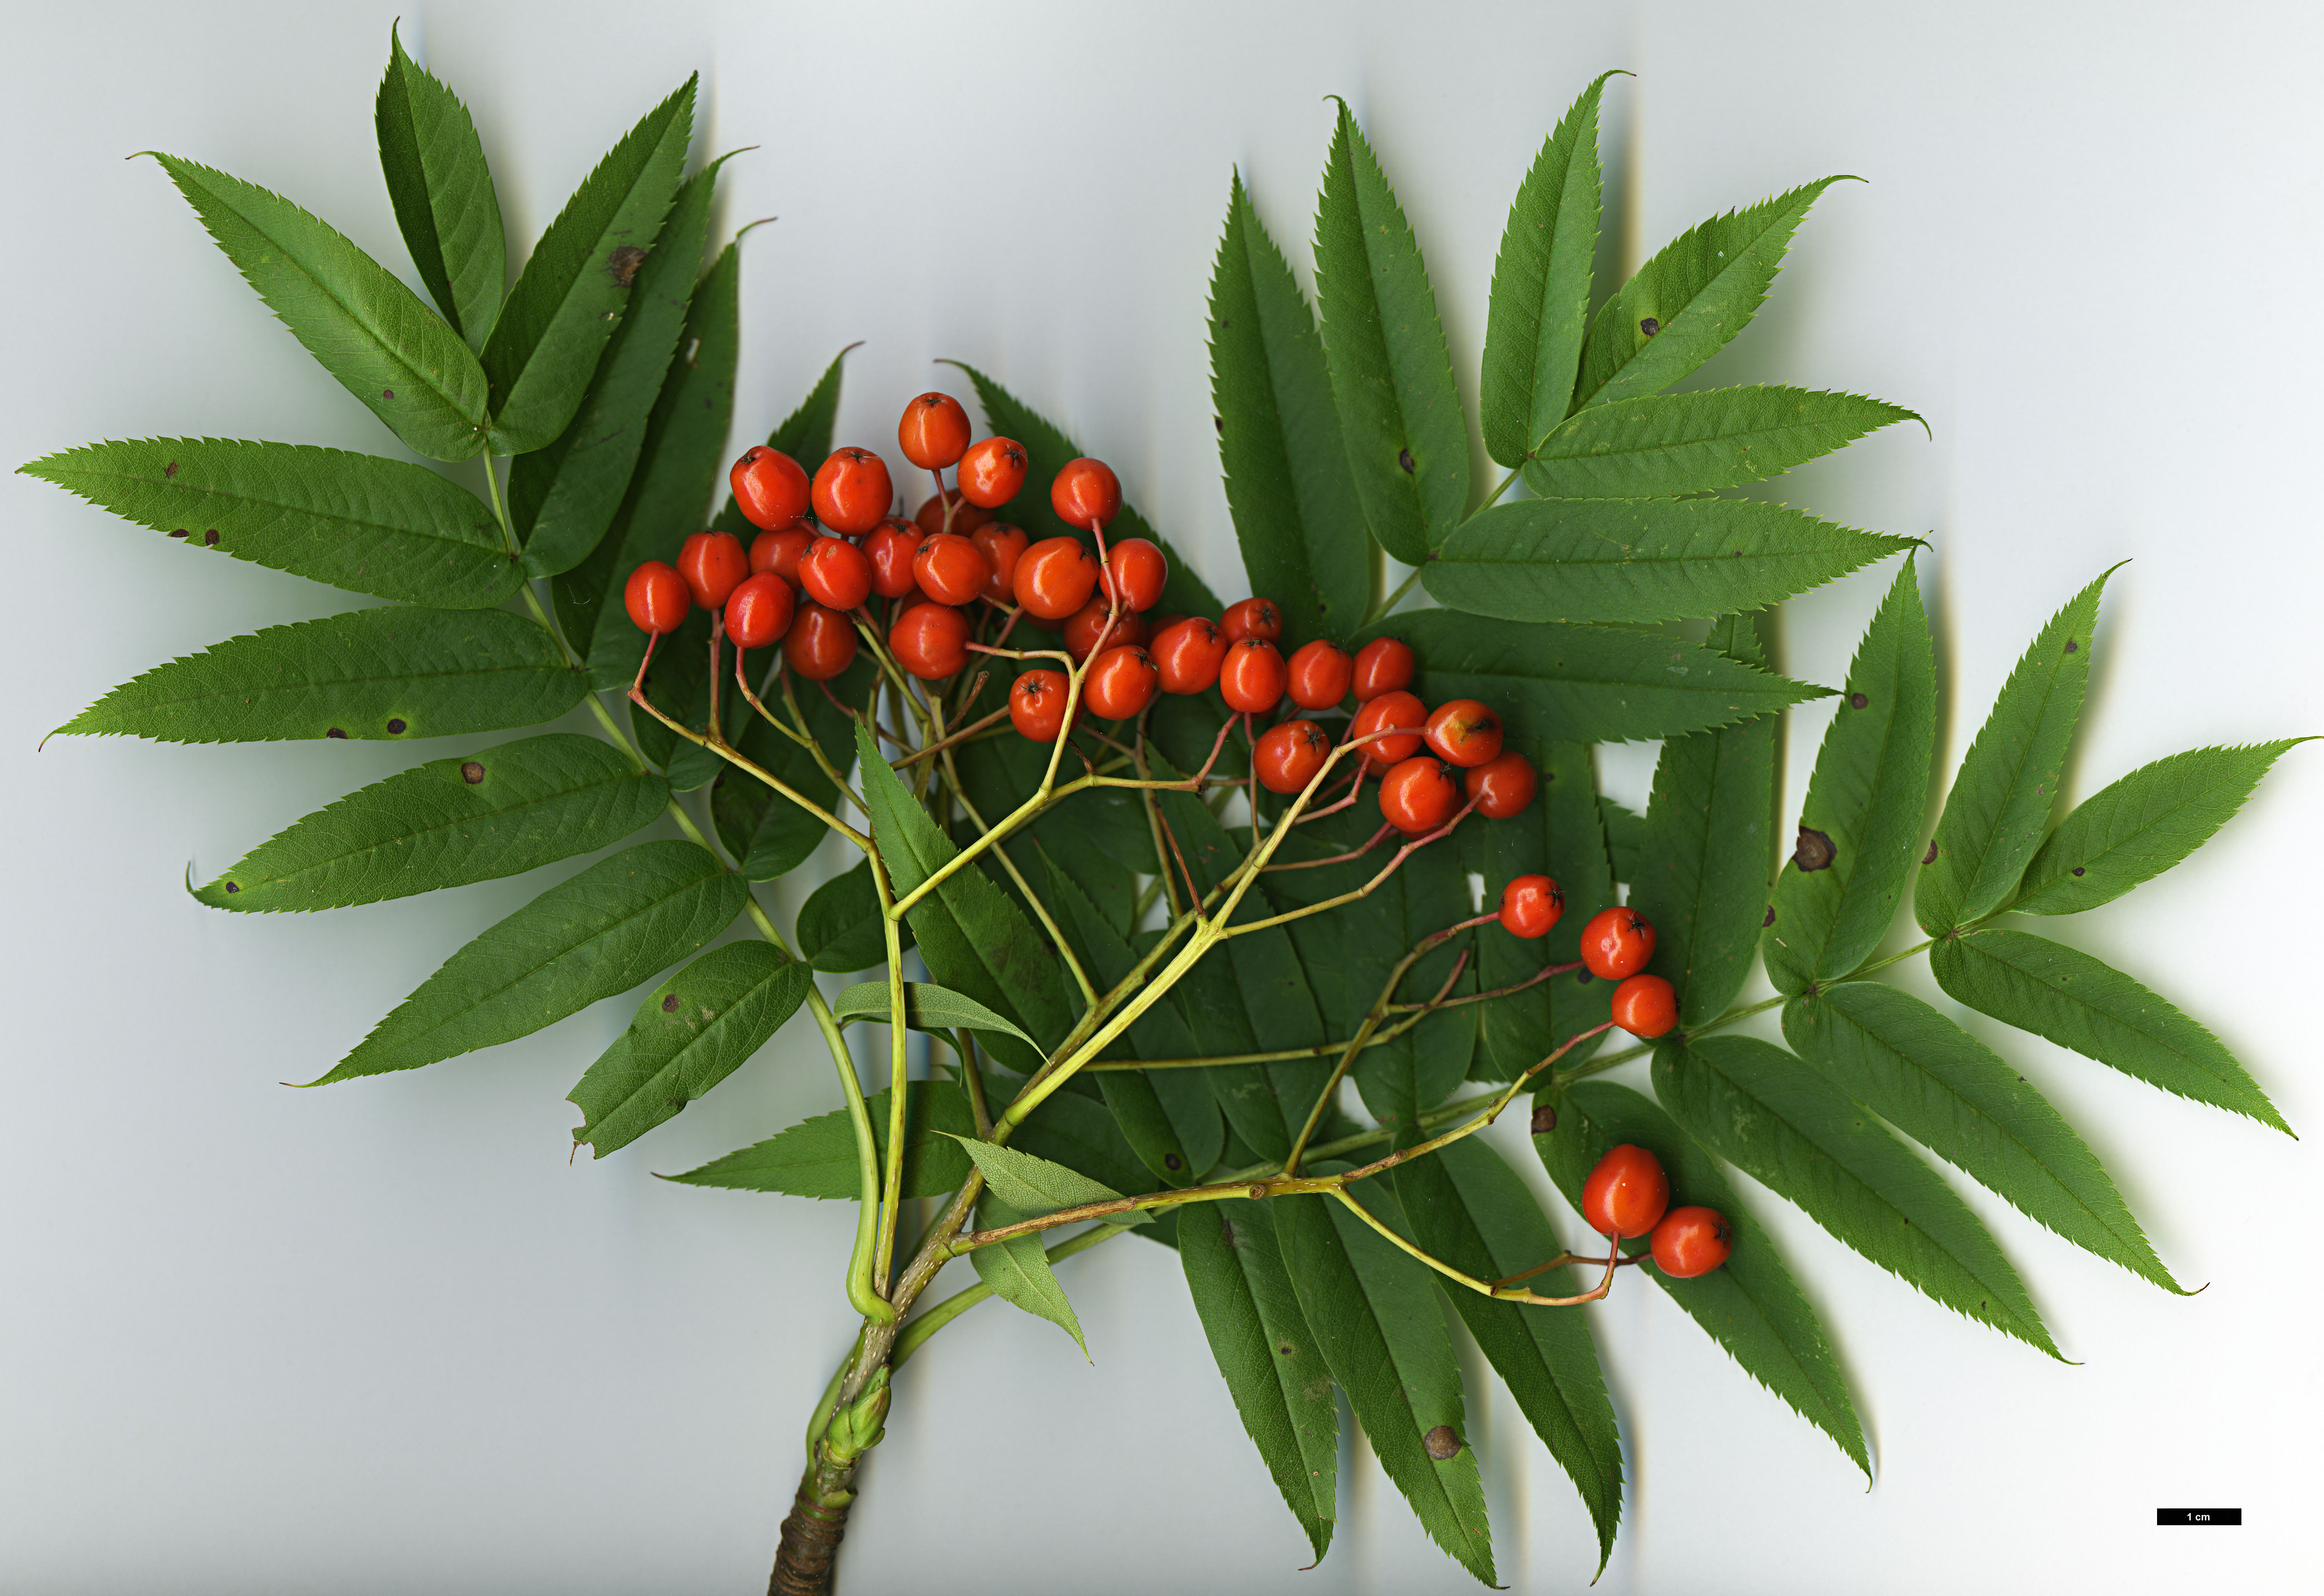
1255, 719, 1331, 795
1650, 1206, 1734, 1278
1152, 617, 1228, 695
1349, 690, 1426, 770
1013, 536, 1101, 620
1219, 596, 1283, 644
862, 519, 926, 601
724, 572, 795, 651
1084, 645, 1161, 720
1051, 457, 1122, 530
891, 602, 971, 680
958, 437, 1029, 509
1378, 755, 1461, 836
1497, 874, 1564, 939
1102, 537, 1168, 612
914, 489, 995, 539
1218, 637, 1286, 714
784, 601, 858, 681
1579, 907, 1656, 981
913, 532, 992, 609
676, 529, 749, 610
1010, 668, 1070, 740
750, 526, 814, 586
1424, 699, 1504, 768
971, 524, 1028, 604
1064, 600, 1146, 663
799, 535, 874, 612
1580, 1144, 1670, 1239
1610, 973, 1679, 1039
897, 391, 971, 472
1465, 751, 1538, 819
811, 447, 893, 535
1286, 640, 1353, 710
624, 561, 690, 636
729, 446, 810, 531
1351, 636, 1416, 702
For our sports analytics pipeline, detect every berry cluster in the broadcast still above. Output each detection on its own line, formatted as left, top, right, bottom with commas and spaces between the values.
1580, 1143, 1733, 1278
1494, 877, 1678, 1040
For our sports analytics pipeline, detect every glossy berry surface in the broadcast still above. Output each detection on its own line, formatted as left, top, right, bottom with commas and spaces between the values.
1013, 536, 1101, 620
957, 436, 1029, 509
1378, 756, 1461, 836
1255, 719, 1331, 795
1151, 617, 1228, 695
798, 535, 874, 612
783, 601, 858, 681
1580, 1144, 1670, 1239
1083, 645, 1161, 720
890, 602, 970, 680
1579, 907, 1656, 980
1424, 699, 1504, 768
1050, 456, 1122, 530
971, 524, 1027, 603
897, 391, 971, 471
1218, 637, 1286, 714
1064, 600, 1145, 662
810, 447, 893, 536
623, 561, 690, 636
750, 526, 814, 586
1102, 537, 1168, 612
1351, 636, 1415, 702
1219, 596, 1283, 644
1610, 973, 1679, 1039
911, 532, 992, 609
1650, 1206, 1734, 1278
1465, 751, 1538, 819
1497, 874, 1564, 939
1349, 690, 1426, 769
730, 447, 810, 531
914, 489, 995, 538
723, 572, 795, 651
1010, 668, 1070, 740
1286, 640, 1353, 710
675, 529, 748, 610
862, 520, 926, 600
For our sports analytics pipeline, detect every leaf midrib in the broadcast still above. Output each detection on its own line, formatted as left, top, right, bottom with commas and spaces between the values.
105, 639, 571, 714
50, 460, 500, 556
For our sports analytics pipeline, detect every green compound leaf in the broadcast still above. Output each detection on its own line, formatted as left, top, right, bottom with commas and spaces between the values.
797, 858, 915, 973
1765, 558, 1936, 993
1653, 1034, 2061, 1358
667, 1080, 974, 1199
143, 153, 486, 461
193, 733, 665, 912
1395, 1137, 1623, 1574
834, 981, 1041, 1055
569, 942, 811, 1157
1524, 385, 1921, 499
972, 1195, 1089, 1357
1540, 1082, 1870, 1477
2014, 740, 2312, 915
1371, 607, 1830, 745
1931, 928, 2290, 1134
19, 437, 516, 610
1276, 1188, 1495, 1585
710, 345, 854, 536
1424, 497, 1914, 626
316, 839, 743, 1083
375, 23, 504, 348
1312, 99, 1471, 565
1916, 568, 2113, 934
479, 77, 694, 453
1179, 1199, 1338, 1563
1573, 177, 1853, 413
1481, 72, 1617, 468
1632, 614, 1780, 1025
1784, 982, 2181, 1290
56, 607, 579, 745
949, 1136, 1151, 1226
1210, 171, 1368, 649
710, 654, 867, 882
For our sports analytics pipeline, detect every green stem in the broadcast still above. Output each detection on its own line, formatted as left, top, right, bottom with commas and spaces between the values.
1366, 563, 1427, 626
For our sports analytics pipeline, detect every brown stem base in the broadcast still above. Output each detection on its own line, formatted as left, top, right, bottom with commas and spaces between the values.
770, 1480, 853, 1596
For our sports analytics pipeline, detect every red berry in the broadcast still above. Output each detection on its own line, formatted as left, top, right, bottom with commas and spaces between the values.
1378, 755, 1461, 836
1220, 596, 1283, 644
1497, 874, 1564, 939
1650, 1206, 1734, 1278
1151, 617, 1228, 695
890, 602, 971, 680
729, 446, 810, 531
1013, 536, 1101, 620
1348, 690, 1425, 770
1286, 640, 1353, 710
913, 531, 992, 608
1218, 637, 1286, 714
1102, 537, 1168, 612
1010, 668, 1070, 740
1051, 457, 1122, 531
1424, 699, 1504, 769
1610, 973, 1679, 1039
624, 560, 690, 636
724, 571, 795, 651
1465, 751, 1537, 819
1064, 600, 1147, 662
811, 447, 893, 536
897, 391, 971, 472
783, 601, 858, 681
1083, 645, 1161, 720
862, 519, 926, 601
958, 437, 1028, 508
798, 535, 874, 612
750, 526, 814, 587
675, 529, 748, 610
1580, 1144, 1669, 1239
914, 489, 996, 538
971, 523, 1028, 604
1255, 719, 1331, 795
1351, 637, 1415, 702
1579, 907, 1656, 980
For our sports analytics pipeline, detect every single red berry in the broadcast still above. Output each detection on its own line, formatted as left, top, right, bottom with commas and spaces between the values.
1254, 719, 1332, 795
1351, 637, 1416, 703
1083, 645, 1161, 720
675, 529, 748, 610
798, 535, 874, 612
1102, 537, 1168, 612
914, 489, 996, 539
1378, 755, 1461, 836
1010, 668, 1070, 740
1650, 1206, 1734, 1278
1497, 874, 1564, 939
862, 519, 926, 601
1151, 616, 1229, 695
957, 436, 1029, 508
1581, 1144, 1670, 1239
1064, 600, 1147, 662
1465, 751, 1538, 820
1579, 907, 1656, 980
1610, 974, 1679, 1039
723, 572, 795, 651
971, 523, 1028, 604
729, 446, 810, 531
890, 602, 971, 680
913, 531, 993, 608
624, 560, 690, 636
811, 447, 893, 536
784, 601, 858, 681
1424, 699, 1504, 769
897, 391, 971, 472
1219, 637, 1286, 714
1286, 640, 1353, 710
1349, 690, 1426, 770
1219, 596, 1283, 644
750, 526, 814, 587
1013, 536, 1101, 620
1051, 457, 1122, 530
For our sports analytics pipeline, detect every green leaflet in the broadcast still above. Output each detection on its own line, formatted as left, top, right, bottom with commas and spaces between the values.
1523, 385, 1921, 499
1367, 607, 1829, 745
1209, 171, 1367, 649
1480, 72, 1616, 467
1424, 497, 1915, 626
1600, 796, 1645, 883
193, 733, 665, 912
511, 156, 729, 580
667, 1080, 975, 1199
710, 654, 867, 882
569, 942, 812, 1157
1632, 614, 1780, 1026
1395, 1138, 1623, 1574
479, 78, 694, 453
1573, 177, 1852, 413
20, 437, 516, 610
1178, 1200, 1338, 1562
316, 839, 743, 1083
797, 859, 915, 973
1915, 568, 2113, 933
1312, 100, 1471, 565
1931, 928, 2289, 1134
972, 1195, 1089, 1356
144, 153, 486, 462
949, 1137, 1152, 1226
1764, 558, 1936, 992
1275, 1189, 1495, 1585
833, 981, 1041, 1054
1540, 1082, 1870, 1476
1652, 1034, 2061, 1357
2014, 740, 2311, 915
374, 24, 504, 348
998, 1083, 1174, 1247
710, 346, 853, 536
55, 607, 579, 745
1784, 982, 2180, 1290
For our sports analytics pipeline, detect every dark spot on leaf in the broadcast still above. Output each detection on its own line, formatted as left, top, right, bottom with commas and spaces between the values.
1921, 840, 1938, 865
1530, 1103, 1556, 1136
662, 995, 681, 1013
163, 461, 178, 478
2065, 640, 2078, 653
461, 762, 485, 784
169, 528, 188, 538
1763, 905, 1776, 927
2016, 1075, 2024, 1083
325, 727, 348, 739
666, 1097, 687, 1113
1849, 691, 1869, 709
385, 718, 407, 734
223, 881, 238, 893
1214, 415, 1224, 435
1794, 827, 1836, 872
1164, 1153, 1183, 1171
2072, 866, 2086, 877
1575, 970, 1592, 984
203, 530, 219, 546
1278, 1343, 1293, 1356
1639, 317, 1660, 336
1423, 1425, 1464, 1460
1397, 448, 1415, 474
381, 388, 394, 400
608, 245, 648, 287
